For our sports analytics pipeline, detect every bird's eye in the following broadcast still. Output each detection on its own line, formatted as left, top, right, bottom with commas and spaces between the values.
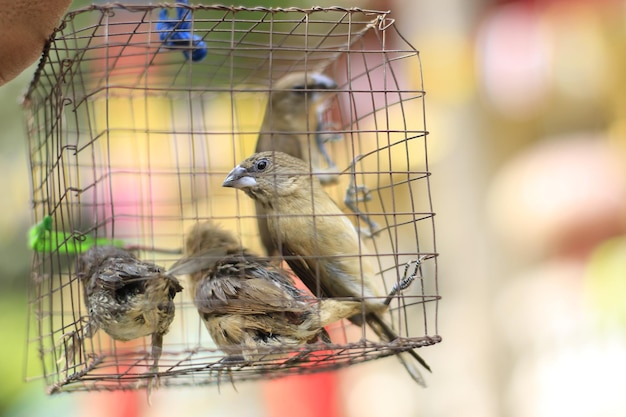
256, 159, 269, 171
292, 85, 307, 95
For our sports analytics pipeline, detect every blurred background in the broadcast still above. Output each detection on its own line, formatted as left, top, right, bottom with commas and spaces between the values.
2, 0, 626, 416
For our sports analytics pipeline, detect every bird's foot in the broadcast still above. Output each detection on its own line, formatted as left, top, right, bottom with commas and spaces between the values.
345, 185, 378, 231
384, 256, 428, 305
345, 184, 372, 203
316, 125, 344, 144
315, 166, 340, 185
56, 330, 80, 369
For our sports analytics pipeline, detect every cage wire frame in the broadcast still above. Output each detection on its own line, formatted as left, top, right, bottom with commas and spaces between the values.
22, 4, 441, 393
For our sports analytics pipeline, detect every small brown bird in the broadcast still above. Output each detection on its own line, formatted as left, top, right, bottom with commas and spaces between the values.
75, 246, 183, 374
169, 221, 362, 362
255, 71, 340, 256
222, 151, 431, 384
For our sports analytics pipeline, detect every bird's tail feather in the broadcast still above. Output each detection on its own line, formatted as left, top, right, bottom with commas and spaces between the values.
366, 312, 431, 387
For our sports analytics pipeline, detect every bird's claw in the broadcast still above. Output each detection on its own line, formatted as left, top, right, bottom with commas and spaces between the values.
56, 330, 79, 368
214, 355, 248, 367
315, 105, 343, 139
343, 154, 381, 236
315, 167, 340, 185
357, 223, 381, 238
345, 184, 373, 203
344, 183, 380, 237
384, 256, 427, 306
316, 115, 343, 145
317, 130, 344, 144
315, 133, 339, 176
315, 105, 343, 174
147, 373, 161, 401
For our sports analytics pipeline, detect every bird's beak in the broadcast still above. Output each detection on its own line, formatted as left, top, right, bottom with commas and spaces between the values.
222, 165, 257, 189
311, 73, 337, 90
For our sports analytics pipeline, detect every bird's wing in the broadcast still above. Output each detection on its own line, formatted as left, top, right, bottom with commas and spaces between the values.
194, 269, 307, 317
281, 244, 333, 298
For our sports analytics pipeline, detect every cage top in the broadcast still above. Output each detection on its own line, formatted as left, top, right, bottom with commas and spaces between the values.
23, 3, 403, 103
62, 3, 392, 17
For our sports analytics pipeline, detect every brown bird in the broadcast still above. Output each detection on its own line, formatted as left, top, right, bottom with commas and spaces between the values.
75, 245, 183, 374
169, 221, 362, 362
255, 71, 341, 256
222, 151, 431, 385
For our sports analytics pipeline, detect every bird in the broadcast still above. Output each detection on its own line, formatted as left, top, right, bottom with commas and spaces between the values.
222, 151, 431, 385
254, 71, 341, 256
168, 220, 363, 362
74, 245, 183, 375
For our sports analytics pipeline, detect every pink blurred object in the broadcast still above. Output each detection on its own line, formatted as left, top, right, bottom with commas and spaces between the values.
263, 372, 341, 417
487, 135, 626, 258
475, 2, 550, 119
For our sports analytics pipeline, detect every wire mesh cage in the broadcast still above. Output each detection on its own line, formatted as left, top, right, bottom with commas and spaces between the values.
23, 3, 440, 393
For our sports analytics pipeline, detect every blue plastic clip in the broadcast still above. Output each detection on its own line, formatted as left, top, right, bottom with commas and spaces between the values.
156, 1, 207, 62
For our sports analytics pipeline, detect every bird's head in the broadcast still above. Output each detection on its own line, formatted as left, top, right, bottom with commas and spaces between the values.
167, 221, 236, 278
268, 72, 338, 118
184, 221, 240, 255
75, 246, 132, 279
222, 151, 317, 204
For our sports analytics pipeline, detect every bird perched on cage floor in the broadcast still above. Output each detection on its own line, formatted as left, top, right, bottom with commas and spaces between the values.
168, 220, 363, 363
222, 151, 431, 385
255, 71, 343, 256
70, 245, 183, 382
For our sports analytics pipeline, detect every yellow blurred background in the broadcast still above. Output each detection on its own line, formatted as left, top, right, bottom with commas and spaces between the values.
1, 0, 625, 416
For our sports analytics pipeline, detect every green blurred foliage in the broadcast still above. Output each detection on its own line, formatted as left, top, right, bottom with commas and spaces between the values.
0, 69, 33, 293
0, 292, 38, 416
0, 70, 38, 415
585, 236, 626, 329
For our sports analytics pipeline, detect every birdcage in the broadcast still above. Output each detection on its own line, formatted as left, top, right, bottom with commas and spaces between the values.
23, 3, 440, 393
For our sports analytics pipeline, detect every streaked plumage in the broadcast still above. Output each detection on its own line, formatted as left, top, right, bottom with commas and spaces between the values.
169, 221, 361, 361
76, 246, 182, 373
